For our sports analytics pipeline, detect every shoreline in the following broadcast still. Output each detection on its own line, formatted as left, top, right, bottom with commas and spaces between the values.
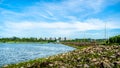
2, 43, 120, 68
0, 42, 51, 44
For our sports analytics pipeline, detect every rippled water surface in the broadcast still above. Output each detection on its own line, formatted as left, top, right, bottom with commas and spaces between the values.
0, 43, 75, 66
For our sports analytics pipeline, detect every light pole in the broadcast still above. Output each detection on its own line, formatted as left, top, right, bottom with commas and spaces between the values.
104, 22, 108, 45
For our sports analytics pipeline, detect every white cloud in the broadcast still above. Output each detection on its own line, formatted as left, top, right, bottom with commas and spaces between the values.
1, 18, 120, 37
4, 19, 120, 31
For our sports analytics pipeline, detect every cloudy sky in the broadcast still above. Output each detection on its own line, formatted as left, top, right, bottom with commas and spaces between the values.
0, 0, 120, 39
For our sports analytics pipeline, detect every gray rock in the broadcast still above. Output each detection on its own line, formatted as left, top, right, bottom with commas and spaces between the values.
3, 65, 8, 68
84, 64, 89, 68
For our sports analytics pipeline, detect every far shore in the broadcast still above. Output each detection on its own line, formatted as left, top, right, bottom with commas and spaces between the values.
0, 41, 60, 44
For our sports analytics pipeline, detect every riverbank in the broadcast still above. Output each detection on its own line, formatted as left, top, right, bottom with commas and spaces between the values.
3, 44, 120, 68
26, 45, 120, 68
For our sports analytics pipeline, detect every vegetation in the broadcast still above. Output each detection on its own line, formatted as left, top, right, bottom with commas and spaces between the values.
61, 38, 105, 43
0, 37, 56, 43
107, 35, 120, 45
0, 37, 105, 44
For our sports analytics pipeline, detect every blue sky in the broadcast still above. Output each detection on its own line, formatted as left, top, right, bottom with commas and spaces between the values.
0, 0, 120, 39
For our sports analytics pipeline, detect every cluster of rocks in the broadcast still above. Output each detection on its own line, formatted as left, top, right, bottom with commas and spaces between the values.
3, 45, 120, 68
25, 45, 120, 68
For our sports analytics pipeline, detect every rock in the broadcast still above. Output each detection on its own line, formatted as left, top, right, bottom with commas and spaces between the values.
27, 63, 31, 67
116, 52, 120, 58
49, 64, 53, 67
104, 59, 109, 62
100, 62, 111, 68
77, 64, 82, 67
54, 61, 59, 65
84, 64, 89, 68
116, 61, 120, 64
92, 58, 97, 62
3, 65, 8, 68
76, 59, 81, 62
20, 67, 24, 68
62, 53, 66, 56
113, 61, 120, 67
94, 61, 99, 65
46, 58, 48, 59
60, 66, 66, 68
64, 64, 69, 67
110, 56, 116, 59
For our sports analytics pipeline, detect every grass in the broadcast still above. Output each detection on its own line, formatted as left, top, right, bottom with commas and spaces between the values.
2, 43, 120, 68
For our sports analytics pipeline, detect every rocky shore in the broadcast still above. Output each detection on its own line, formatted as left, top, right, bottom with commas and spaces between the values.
29, 45, 120, 68
3, 45, 120, 68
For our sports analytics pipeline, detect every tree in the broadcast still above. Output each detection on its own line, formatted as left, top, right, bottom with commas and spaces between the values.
107, 35, 120, 44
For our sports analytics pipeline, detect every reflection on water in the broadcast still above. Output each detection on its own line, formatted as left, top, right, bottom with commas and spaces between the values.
0, 43, 75, 66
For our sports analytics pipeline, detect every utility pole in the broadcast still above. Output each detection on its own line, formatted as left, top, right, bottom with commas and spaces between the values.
83, 31, 86, 45
105, 22, 107, 45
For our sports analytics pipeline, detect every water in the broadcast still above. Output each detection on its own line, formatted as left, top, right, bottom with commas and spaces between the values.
0, 43, 75, 66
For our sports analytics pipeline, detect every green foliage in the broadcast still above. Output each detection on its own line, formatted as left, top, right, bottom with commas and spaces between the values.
0, 37, 56, 43
107, 35, 120, 45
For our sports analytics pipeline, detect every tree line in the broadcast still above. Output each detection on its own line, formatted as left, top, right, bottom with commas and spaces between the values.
107, 35, 120, 45
0, 35, 120, 44
0, 37, 103, 43
0, 37, 58, 43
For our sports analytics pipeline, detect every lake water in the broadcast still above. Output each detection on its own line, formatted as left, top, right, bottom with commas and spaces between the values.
0, 43, 75, 66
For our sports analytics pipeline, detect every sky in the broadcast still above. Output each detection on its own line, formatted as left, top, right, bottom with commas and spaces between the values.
0, 0, 120, 39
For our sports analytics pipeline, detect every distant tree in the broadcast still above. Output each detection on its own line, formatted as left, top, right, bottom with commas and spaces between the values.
54, 37, 57, 41
64, 37, 66, 41
49, 37, 52, 40
107, 35, 120, 44
58, 37, 61, 41
44, 37, 47, 41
